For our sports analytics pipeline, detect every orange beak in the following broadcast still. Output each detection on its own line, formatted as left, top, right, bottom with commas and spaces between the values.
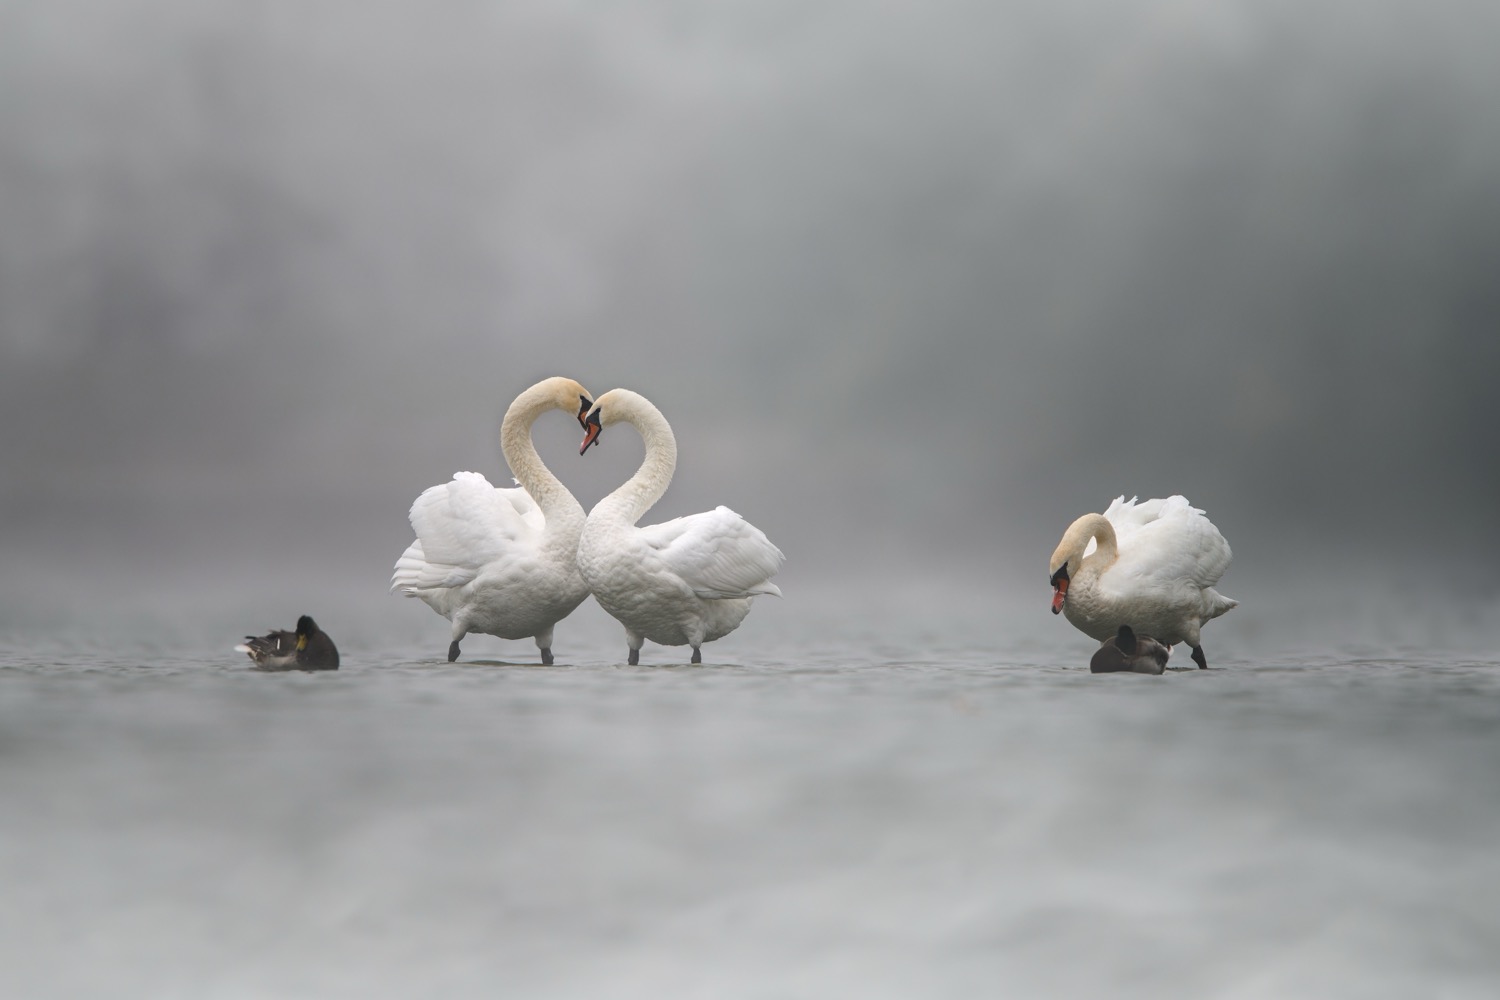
580, 418, 602, 454
1050, 576, 1069, 614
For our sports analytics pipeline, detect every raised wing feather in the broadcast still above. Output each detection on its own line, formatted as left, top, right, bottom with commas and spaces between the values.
637, 505, 785, 599
1106, 495, 1232, 591
391, 471, 542, 593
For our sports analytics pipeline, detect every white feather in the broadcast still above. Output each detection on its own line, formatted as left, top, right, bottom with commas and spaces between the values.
638, 506, 786, 600
391, 472, 541, 595
1051, 495, 1236, 657
389, 378, 593, 659
577, 389, 784, 661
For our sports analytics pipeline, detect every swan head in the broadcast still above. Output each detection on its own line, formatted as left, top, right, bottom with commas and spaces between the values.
1048, 563, 1070, 614
550, 377, 595, 429
510, 377, 594, 430
578, 388, 654, 454
1048, 512, 1110, 614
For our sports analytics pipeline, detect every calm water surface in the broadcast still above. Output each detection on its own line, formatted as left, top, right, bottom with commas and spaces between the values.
3, 602, 1499, 999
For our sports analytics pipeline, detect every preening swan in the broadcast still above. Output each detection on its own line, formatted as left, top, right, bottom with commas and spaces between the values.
1049, 495, 1236, 670
390, 377, 594, 664
1089, 625, 1170, 675
236, 615, 340, 671
576, 388, 784, 665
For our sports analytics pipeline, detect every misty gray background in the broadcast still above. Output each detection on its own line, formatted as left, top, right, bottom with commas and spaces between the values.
2, 0, 1498, 646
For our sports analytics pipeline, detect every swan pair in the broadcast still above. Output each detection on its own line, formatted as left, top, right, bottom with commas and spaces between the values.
1049, 495, 1237, 670
391, 378, 783, 665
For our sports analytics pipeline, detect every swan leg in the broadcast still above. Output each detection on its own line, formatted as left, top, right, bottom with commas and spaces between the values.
447, 640, 461, 662
540, 647, 554, 666
690, 646, 702, 664
535, 626, 555, 666
628, 648, 639, 666
1191, 644, 1207, 670
626, 629, 645, 666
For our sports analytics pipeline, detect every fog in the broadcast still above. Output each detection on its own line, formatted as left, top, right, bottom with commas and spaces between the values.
3, 0, 1499, 643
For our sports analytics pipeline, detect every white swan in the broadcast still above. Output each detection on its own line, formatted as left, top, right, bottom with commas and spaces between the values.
390, 376, 594, 663
1049, 495, 1237, 669
576, 388, 784, 665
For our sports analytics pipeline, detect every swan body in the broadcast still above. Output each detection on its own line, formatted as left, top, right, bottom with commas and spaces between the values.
236, 615, 339, 671
576, 388, 784, 665
1089, 624, 1170, 675
391, 377, 594, 663
1049, 495, 1236, 670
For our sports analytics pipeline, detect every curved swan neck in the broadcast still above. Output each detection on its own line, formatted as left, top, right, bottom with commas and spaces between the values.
595, 391, 677, 526
1059, 513, 1118, 578
500, 379, 585, 525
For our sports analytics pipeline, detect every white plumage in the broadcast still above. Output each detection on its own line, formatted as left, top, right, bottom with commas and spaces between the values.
1049, 495, 1237, 669
636, 506, 786, 600
391, 377, 594, 663
392, 472, 542, 592
576, 388, 784, 665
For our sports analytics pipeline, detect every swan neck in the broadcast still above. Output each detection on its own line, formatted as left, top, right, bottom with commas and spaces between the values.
600, 404, 677, 526
500, 393, 581, 526
1079, 514, 1118, 576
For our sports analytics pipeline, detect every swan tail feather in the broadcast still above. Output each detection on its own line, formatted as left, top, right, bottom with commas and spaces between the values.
390, 541, 429, 595
1204, 589, 1238, 621
692, 582, 784, 600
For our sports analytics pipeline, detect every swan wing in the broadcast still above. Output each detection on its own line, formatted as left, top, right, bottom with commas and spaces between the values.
391, 471, 542, 593
638, 505, 785, 599
1082, 496, 1172, 558
499, 477, 546, 533
1100, 495, 1182, 544
1106, 495, 1233, 590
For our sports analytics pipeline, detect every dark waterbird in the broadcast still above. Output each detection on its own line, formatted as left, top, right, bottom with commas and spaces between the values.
1090, 624, 1170, 675
236, 615, 340, 671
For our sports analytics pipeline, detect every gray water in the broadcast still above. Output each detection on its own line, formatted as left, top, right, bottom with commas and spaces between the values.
4, 597, 1499, 1000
